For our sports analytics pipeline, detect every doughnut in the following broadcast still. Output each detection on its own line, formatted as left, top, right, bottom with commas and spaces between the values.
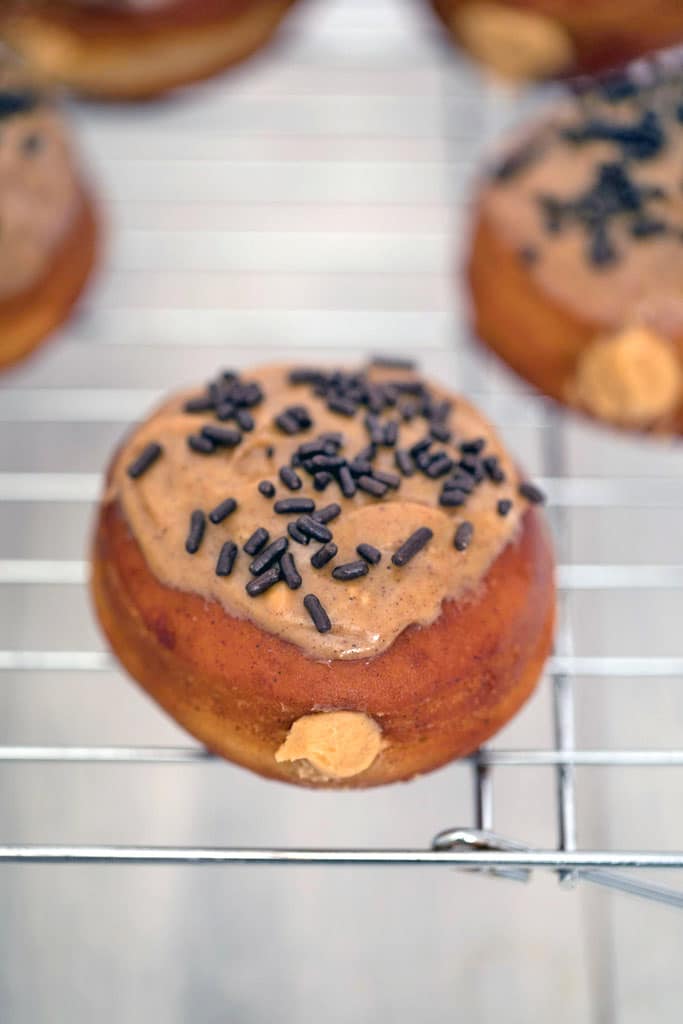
0, 52, 96, 371
468, 63, 683, 435
2, 1, 298, 100
91, 361, 555, 788
429, 1, 683, 81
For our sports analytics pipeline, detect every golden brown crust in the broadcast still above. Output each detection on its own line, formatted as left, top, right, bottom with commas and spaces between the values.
430, 0, 683, 78
91, 496, 555, 789
3, 0, 297, 100
0, 187, 97, 372
467, 210, 683, 435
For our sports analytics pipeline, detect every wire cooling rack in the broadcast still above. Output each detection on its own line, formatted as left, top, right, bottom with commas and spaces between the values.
1, 0, 682, 909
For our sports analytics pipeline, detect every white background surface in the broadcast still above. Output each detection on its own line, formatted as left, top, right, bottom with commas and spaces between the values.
1, 1, 682, 1020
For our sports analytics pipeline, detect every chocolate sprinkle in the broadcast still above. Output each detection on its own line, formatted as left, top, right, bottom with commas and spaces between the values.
216, 541, 238, 577
184, 396, 214, 414
209, 497, 237, 524
519, 481, 546, 504
311, 543, 338, 568
296, 515, 333, 543
187, 434, 215, 455
313, 503, 341, 524
303, 594, 332, 633
0, 91, 39, 119
425, 454, 453, 479
439, 489, 468, 507
338, 465, 357, 498
332, 560, 369, 581
127, 442, 162, 479
258, 481, 276, 498
483, 456, 505, 484
357, 543, 381, 565
287, 523, 310, 545
280, 551, 302, 590
392, 527, 433, 567
244, 528, 270, 556
275, 411, 303, 435
370, 355, 416, 370
314, 472, 333, 491
236, 409, 255, 432
250, 537, 288, 575
185, 510, 206, 555
246, 565, 281, 597
429, 423, 451, 443
394, 449, 414, 477
327, 395, 357, 417
460, 438, 486, 455
497, 499, 513, 517
454, 521, 474, 552
279, 466, 302, 491
383, 420, 399, 446
356, 475, 387, 497
201, 424, 241, 447
274, 497, 315, 515
215, 402, 236, 421
372, 469, 400, 490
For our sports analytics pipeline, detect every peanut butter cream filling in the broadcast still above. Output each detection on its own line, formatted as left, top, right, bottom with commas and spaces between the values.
275, 711, 384, 779
572, 326, 682, 427
109, 363, 538, 662
453, 3, 574, 81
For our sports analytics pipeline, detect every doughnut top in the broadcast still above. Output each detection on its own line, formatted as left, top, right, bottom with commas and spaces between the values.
480, 63, 683, 335
110, 362, 545, 661
0, 52, 81, 302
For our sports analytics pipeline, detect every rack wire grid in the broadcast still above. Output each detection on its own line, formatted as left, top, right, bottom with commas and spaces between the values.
1, 0, 683, 911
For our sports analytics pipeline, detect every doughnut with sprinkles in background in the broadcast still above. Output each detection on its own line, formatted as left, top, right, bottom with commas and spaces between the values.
467, 63, 683, 435
0, 50, 97, 372
92, 361, 555, 788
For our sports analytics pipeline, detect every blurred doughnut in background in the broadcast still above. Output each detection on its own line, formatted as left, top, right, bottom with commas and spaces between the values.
0, 46, 97, 370
0, 1, 300, 100
429, 0, 683, 81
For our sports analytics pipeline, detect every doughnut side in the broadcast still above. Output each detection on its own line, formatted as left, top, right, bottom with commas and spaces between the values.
91, 496, 555, 789
467, 208, 683, 435
0, 186, 97, 372
4, 1, 297, 100
431, 0, 683, 78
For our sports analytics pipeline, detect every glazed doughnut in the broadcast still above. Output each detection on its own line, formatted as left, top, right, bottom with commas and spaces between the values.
1, 1, 298, 100
91, 361, 555, 789
468, 63, 683, 435
429, 1, 683, 81
0, 52, 96, 371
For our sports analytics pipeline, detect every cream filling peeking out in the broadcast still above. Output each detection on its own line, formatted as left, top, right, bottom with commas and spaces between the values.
275, 711, 384, 779
453, 2, 575, 81
572, 326, 682, 427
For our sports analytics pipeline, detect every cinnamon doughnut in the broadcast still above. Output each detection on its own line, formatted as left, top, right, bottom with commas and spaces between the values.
468, 63, 683, 435
0, 52, 96, 371
91, 361, 555, 788
2, 1, 298, 100
429, 1, 683, 81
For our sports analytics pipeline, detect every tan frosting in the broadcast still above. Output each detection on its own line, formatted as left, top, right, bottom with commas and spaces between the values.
0, 60, 80, 302
454, 2, 574, 81
480, 79, 683, 332
572, 326, 682, 426
110, 364, 525, 661
275, 711, 384, 779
